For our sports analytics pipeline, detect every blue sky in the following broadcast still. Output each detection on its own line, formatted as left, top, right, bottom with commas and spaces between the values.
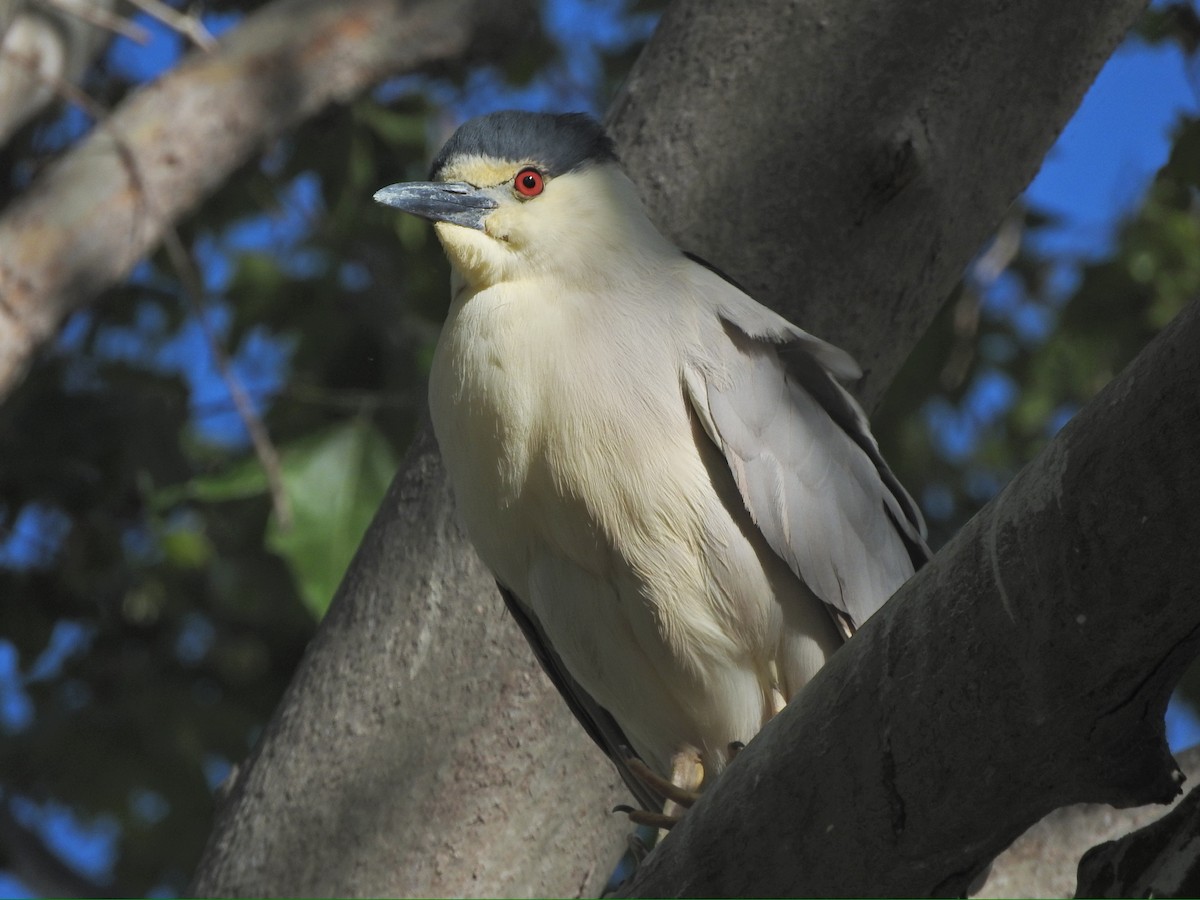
1, 2, 1199, 897
918, 12, 1200, 518
1028, 32, 1199, 260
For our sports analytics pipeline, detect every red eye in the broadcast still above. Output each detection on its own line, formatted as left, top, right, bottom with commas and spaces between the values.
514, 168, 544, 197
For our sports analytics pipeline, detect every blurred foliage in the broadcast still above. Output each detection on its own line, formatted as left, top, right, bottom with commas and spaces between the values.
0, 0, 664, 894
0, 0, 1197, 895
875, 112, 1200, 546
873, 16, 1200, 707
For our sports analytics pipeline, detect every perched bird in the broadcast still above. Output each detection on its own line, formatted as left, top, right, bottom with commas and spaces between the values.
374, 110, 929, 818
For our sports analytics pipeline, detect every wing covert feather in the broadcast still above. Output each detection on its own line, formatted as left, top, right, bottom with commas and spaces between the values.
684, 306, 929, 631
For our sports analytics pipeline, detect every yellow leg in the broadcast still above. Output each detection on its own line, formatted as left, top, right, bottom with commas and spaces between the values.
623, 749, 704, 831
663, 749, 703, 819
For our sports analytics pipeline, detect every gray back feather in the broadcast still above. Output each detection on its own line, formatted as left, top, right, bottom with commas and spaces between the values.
685, 271, 929, 631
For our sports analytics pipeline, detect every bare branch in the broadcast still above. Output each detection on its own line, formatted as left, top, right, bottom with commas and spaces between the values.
622, 296, 1200, 897
979, 746, 1200, 897
123, 0, 214, 51
190, 0, 1153, 896
1076, 773, 1200, 897
0, 0, 536, 402
3, 42, 295, 525
39, 0, 149, 44
159, 227, 293, 530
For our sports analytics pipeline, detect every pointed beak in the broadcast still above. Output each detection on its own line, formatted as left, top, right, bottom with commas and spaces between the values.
373, 181, 499, 231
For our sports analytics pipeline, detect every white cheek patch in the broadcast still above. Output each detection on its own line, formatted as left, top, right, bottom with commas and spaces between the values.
484, 211, 514, 243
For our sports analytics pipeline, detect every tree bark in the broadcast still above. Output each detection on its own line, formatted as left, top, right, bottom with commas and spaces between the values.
1076, 773, 1200, 898
609, 0, 1147, 409
620, 294, 1200, 897
0, 0, 535, 400
192, 426, 634, 897
0, 0, 116, 147
979, 745, 1200, 898
180, 0, 1147, 894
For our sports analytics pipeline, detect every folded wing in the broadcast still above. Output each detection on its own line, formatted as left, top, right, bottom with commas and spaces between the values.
684, 266, 929, 634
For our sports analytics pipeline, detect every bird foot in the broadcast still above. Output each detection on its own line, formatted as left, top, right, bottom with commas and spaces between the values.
626, 756, 701, 810
617, 806, 683, 830
617, 743, 744, 830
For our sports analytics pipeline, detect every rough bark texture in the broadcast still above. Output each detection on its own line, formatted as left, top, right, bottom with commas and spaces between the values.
191, 426, 632, 896
621, 297, 1200, 897
0, 0, 115, 146
177, 0, 1150, 895
0, 0, 535, 401
980, 746, 1200, 899
1076, 776, 1200, 898
609, 0, 1144, 408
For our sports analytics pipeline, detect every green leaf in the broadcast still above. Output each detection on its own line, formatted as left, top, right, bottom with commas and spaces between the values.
267, 419, 398, 619
161, 526, 213, 569
155, 456, 270, 509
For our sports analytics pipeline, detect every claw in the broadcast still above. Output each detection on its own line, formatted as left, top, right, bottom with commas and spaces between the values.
626, 757, 700, 808
625, 808, 682, 830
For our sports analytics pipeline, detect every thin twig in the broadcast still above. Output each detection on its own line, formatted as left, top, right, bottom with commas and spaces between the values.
5, 46, 97, 116
185, 383, 416, 418
123, 0, 217, 51
939, 209, 1026, 390
38, 0, 151, 44
160, 228, 294, 530
973, 211, 1023, 285
8, 49, 294, 529
284, 381, 416, 412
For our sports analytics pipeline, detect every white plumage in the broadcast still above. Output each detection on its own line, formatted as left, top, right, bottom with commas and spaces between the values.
377, 110, 928, 810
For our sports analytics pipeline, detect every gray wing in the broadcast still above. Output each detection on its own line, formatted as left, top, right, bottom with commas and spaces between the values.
496, 583, 663, 811
683, 286, 929, 632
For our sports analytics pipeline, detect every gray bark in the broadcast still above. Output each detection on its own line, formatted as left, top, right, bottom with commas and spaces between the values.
0, 0, 534, 400
621, 295, 1200, 896
192, 425, 634, 897
0, 0, 116, 147
192, 0, 1153, 895
980, 746, 1200, 899
609, 0, 1145, 409
1075, 784, 1200, 898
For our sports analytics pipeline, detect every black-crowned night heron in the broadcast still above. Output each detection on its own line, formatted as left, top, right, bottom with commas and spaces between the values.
374, 110, 929, 822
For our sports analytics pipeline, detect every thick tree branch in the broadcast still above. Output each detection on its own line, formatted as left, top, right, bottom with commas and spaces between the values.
1076, 774, 1200, 898
0, 0, 534, 401
191, 426, 634, 897
610, 0, 1146, 408
192, 0, 1149, 895
0, 0, 116, 146
979, 745, 1200, 898
622, 297, 1200, 897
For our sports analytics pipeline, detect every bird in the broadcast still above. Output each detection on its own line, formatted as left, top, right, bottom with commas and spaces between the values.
373, 109, 929, 821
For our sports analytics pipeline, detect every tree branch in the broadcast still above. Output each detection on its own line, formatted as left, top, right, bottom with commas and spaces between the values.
609, 0, 1148, 407
191, 0, 1150, 895
1076, 768, 1200, 897
622, 296, 1200, 897
979, 745, 1200, 898
191, 426, 636, 897
0, 0, 535, 400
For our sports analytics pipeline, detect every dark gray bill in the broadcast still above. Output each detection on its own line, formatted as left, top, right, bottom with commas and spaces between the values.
373, 181, 498, 231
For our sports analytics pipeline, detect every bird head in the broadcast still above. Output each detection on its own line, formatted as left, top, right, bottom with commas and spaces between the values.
374, 111, 671, 290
